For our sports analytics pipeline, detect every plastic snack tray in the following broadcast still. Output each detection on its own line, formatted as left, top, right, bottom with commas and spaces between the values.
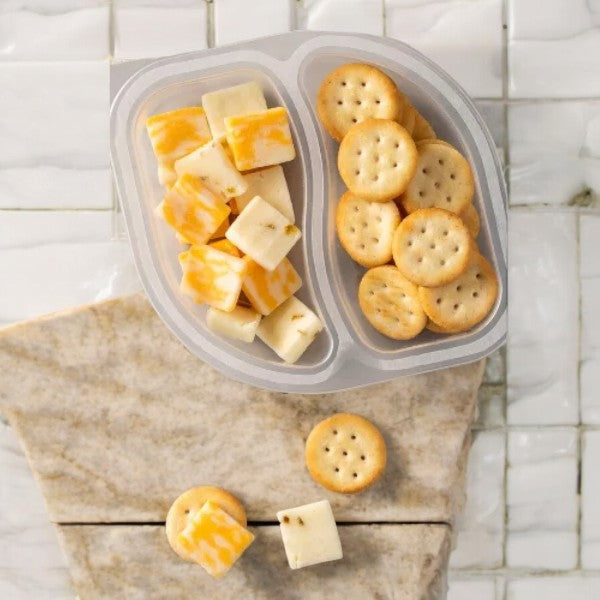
110, 31, 507, 394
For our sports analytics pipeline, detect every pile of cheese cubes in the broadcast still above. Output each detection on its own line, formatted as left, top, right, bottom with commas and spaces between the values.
146, 82, 323, 364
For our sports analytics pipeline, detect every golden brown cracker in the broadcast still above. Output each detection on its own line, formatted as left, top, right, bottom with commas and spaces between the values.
460, 203, 480, 239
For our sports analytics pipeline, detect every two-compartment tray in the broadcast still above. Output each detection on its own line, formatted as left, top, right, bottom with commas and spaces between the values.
110, 31, 507, 393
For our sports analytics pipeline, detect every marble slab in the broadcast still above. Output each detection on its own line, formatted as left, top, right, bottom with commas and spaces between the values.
58, 523, 450, 599
0, 293, 484, 525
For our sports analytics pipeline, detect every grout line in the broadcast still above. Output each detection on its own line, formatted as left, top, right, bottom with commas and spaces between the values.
206, 0, 215, 48
382, 0, 387, 37
576, 213, 583, 569
108, 0, 115, 60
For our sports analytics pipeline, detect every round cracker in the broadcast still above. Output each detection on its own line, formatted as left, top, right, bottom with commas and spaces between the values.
166, 486, 247, 561
415, 138, 454, 150
338, 119, 418, 202
398, 102, 416, 136
412, 110, 436, 142
401, 141, 474, 215
305, 413, 386, 494
426, 318, 463, 334
358, 265, 427, 339
317, 63, 402, 141
418, 252, 498, 332
460, 203, 480, 239
336, 191, 400, 267
392, 208, 473, 287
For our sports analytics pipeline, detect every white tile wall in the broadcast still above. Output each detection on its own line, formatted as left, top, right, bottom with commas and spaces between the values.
507, 575, 600, 600
299, 0, 383, 36
581, 214, 600, 424
0, 1, 110, 61
114, 0, 207, 59
582, 430, 600, 568
508, 101, 600, 207
214, 0, 293, 46
450, 431, 505, 569
508, 0, 600, 98
448, 576, 501, 600
385, 0, 504, 98
507, 429, 578, 570
507, 212, 579, 425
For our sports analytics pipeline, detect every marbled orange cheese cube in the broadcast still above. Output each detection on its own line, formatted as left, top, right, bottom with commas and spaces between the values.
178, 501, 254, 578
209, 215, 230, 240
243, 257, 302, 316
225, 107, 296, 171
146, 107, 212, 186
157, 174, 230, 246
209, 238, 240, 257
180, 245, 247, 311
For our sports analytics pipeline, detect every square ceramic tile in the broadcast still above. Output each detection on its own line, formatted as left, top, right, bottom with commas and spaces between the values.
507, 429, 578, 570
483, 347, 505, 385
508, 0, 600, 98
474, 385, 505, 428
0, 422, 72, 598
450, 431, 504, 569
474, 101, 506, 155
0, 242, 140, 325
0, 62, 110, 209
298, 0, 383, 35
385, 0, 503, 98
0, 211, 112, 249
448, 576, 501, 600
214, 0, 293, 46
508, 101, 600, 207
507, 576, 600, 600
114, 0, 207, 60
507, 212, 579, 425
0, 1, 109, 60
582, 430, 600, 568
580, 214, 600, 279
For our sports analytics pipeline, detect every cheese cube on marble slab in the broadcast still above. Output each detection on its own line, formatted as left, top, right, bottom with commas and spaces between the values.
156, 174, 230, 246
179, 245, 247, 311
257, 296, 323, 364
226, 196, 301, 271
202, 81, 267, 140
209, 238, 240, 257
178, 501, 254, 578
234, 165, 295, 222
276, 500, 343, 569
243, 257, 302, 316
174, 140, 247, 199
225, 107, 296, 171
207, 305, 261, 343
146, 107, 212, 186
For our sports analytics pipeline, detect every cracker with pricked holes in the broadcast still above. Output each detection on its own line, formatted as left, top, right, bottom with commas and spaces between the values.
392, 208, 473, 287
401, 141, 474, 215
336, 191, 400, 267
398, 102, 416, 136
166, 486, 247, 561
415, 138, 453, 150
412, 110, 436, 142
419, 252, 498, 332
460, 203, 480, 239
358, 265, 427, 339
317, 63, 402, 141
338, 119, 418, 202
305, 413, 386, 494
426, 318, 463, 335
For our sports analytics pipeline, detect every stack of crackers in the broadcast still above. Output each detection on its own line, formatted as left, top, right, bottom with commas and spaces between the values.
318, 63, 498, 340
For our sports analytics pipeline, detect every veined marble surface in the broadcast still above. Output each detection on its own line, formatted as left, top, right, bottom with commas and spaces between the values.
0, 1, 599, 599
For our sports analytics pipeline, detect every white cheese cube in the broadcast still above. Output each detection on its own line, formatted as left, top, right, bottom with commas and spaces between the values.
276, 500, 343, 569
174, 140, 247, 199
235, 166, 295, 223
226, 196, 301, 271
206, 306, 261, 343
257, 296, 323, 364
202, 81, 267, 140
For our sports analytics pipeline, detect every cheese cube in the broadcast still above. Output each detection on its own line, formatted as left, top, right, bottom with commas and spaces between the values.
207, 305, 261, 343
156, 174, 230, 246
243, 257, 302, 316
178, 501, 255, 578
257, 296, 323, 364
225, 107, 296, 171
209, 215, 230, 240
226, 196, 301, 271
180, 245, 247, 311
174, 140, 247, 199
202, 81, 268, 140
235, 166, 295, 222
146, 107, 212, 186
276, 500, 342, 569
209, 238, 240, 257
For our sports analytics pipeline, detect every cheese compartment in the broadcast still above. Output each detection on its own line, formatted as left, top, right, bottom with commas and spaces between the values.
111, 31, 507, 393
